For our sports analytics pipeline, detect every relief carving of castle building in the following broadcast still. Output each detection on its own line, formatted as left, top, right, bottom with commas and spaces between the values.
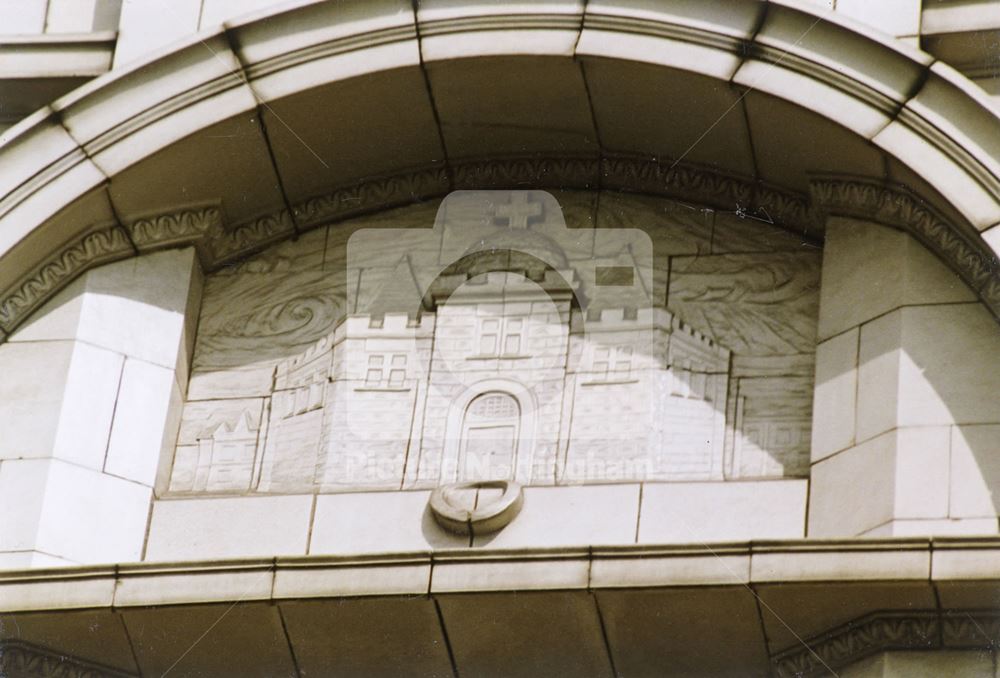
167, 191, 818, 495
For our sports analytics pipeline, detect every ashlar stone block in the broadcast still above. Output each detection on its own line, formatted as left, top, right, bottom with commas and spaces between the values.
895, 304, 1000, 428
34, 460, 152, 564
0, 459, 48, 553
893, 426, 950, 520
0, 249, 201, 564
856, 310, 902, 443
809, 432, 897, 538
817, 218, 975, 341
638, 480, 807, 543
843, 650, 995, 678
811, 327, 858, 462
105, 358, 183, 488
950, 424, 1000, 519
145, 495, 313, 561
858, 304, 1000, 443
46, 0, 122, 33
0, 341, 74, 460
835, 0, 921, 38
51, 341, 123, 471
0, 0, 46, 34
75, 248, 201, 370
809, 427, 952, 537
113, 0, 201, 66
310, 490, 467, 554
476, 484, 640, 549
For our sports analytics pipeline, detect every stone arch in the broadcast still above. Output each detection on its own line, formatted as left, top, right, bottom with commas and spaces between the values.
0, 0, 998, 340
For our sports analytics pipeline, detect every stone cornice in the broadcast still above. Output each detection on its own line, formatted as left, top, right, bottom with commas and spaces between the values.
0, 640, 136, 678
208, 154, 820, 268
126, 204, 222, 254
772, 610, 1000, 678
0, 538, 996, 673
0, 206, 227, 333
0, 157, 998, 340
0, 224, 134, 331
2, 537, 1000, 612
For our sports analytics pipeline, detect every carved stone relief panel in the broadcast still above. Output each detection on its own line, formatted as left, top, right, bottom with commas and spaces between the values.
167, 190, 822, 495
668, 252, 821, 356
668, 251, 821, 478
169, 398, 266, 494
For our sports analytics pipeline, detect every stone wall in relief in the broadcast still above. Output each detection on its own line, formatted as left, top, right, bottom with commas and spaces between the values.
166, 190, 820, 495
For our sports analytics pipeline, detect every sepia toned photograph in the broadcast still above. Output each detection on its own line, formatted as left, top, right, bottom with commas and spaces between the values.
0, 0, 999, 675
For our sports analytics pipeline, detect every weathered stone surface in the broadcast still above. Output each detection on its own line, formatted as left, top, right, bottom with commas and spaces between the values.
105, 358, 182, 487
950, 424, 1000, 519
35, 459, 152, 564
638, 480, 807, 542
812, 328, 859, 462
818, 217, 976, 341
731, 375, 813, 477
194, 270, 348, 372
145, 495, 312, 560
668, 251, 822, 356
710, 209, 812, 254
310, 490, 467, 554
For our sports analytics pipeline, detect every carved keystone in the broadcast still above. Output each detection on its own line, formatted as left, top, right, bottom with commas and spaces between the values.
429, 480, 524, 536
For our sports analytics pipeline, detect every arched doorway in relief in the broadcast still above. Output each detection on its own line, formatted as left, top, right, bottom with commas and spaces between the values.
458, 391, 522, 482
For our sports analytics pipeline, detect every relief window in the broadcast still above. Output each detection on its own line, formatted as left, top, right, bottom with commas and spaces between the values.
477, 317, 525, 357
459, 392, 520, 481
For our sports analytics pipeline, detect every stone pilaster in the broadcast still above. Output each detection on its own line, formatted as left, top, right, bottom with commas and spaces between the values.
808, 217, 1000, 537
0, 248, 202, 566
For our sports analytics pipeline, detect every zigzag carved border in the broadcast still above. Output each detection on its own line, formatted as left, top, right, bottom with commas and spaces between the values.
772, 610, 1000, 678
